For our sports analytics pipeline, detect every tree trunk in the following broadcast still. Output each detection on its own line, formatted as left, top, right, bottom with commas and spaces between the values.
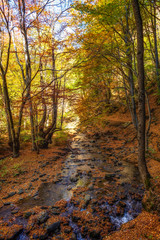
0, 83, 12, 148
19, 0, 37, 151
132, 0, 150, 187
153, 0, 160, 94
1, 69, 19, 157
125, 4, 138, 129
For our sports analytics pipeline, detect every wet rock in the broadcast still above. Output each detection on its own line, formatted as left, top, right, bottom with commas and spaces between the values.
84, 194, 91, 205
72, 215, 80, 222
3, 191, 16, 199
105, 173, 115, 180
32, 232, 48, 240
34, 196, 40, 200
34, 191, 39, 197
89, 229, 101, 239
88, 185, 94, 190
118, 162, 123, 166
24, 211, 32, 219
4, 202, 11, 206
11, 209, 19, 214
51, 208, 60, 215
64, 227, 72, 234
46, 221, 60, 233
41, 179, 47, 182
28, 183, 33, 189
37, 211, 49, 224
41, 163, 47, 168
18, 189, 24, 195
40, 174, 46, 178
31, 178, 39, 182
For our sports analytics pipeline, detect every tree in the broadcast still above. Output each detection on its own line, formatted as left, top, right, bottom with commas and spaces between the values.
131, 0, 150, 186
0, 0, 19, 157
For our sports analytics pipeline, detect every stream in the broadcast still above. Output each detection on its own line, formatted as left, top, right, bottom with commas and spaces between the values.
0, 133, 144, 240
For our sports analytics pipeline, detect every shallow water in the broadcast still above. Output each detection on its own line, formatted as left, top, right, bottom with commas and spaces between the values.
1, 133, 144, 239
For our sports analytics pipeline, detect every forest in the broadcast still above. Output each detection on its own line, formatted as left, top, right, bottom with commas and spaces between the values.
0, 0, 160, 239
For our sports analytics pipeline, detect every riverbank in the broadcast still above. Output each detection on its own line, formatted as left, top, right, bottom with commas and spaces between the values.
0, 106, 160, 239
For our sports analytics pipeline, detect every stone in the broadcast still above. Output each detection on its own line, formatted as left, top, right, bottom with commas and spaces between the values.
89, 229, 101, 239
46, 221, 60, 233
3, 191, 16, 199
88, 185, 94, 191
28, 183, 33, 189
51, 208, 60, 215
84, 194, 91, 205
11, 209, 19, 214
18, 189, 24, 195
32, 232, 48, 240
24, 211, 32, 219
31, 178, 39, 182
41, 163, 47, 168
64, 227, 72, 234
4, 202, 11, 206
105, 173, 115, 180
37, 211, 49, 224
41, 179, 47, 182
40, 174, 46, 178
41, 206, 48, 210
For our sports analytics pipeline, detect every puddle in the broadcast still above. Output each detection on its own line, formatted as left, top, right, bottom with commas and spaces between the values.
18, 182, 72, 210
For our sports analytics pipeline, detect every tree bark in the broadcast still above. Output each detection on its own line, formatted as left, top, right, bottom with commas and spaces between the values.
125, 4, 138, 129
132, 0, 150, 187
152, 0, 160, 94
0, 68, 19, 157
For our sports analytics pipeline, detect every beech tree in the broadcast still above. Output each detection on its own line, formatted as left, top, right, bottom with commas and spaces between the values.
132, 0, 150, 186
0, 0, 20, 157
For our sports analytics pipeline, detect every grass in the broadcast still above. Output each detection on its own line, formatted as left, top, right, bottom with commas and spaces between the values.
148, 147, 156, 154
12, 162, 25, 177
54, 131, 69, 146
0, 166, 8, 177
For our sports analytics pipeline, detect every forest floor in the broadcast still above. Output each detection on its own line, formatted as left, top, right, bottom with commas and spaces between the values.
0, 95, 160, 239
